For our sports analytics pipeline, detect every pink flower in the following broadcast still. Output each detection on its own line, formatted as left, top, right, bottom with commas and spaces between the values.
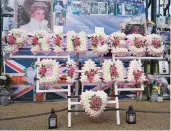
133, 70, 143, 82
111, 65, 118, 76
152, 40, 161, 48
112, 37, 119, 47
8, 35, 16, 45
39, 66, 47, 77
134, 39, 143, 48
32, 36, 39, 46
91, 37, 98, 46
87, 71, 96, 83
68, 66, 75, 77
55, 35, 62, 46
73, 36, 81, 47
89, 96, 102, 111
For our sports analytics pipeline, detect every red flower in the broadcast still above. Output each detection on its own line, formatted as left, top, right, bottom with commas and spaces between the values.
90, 96, 102, 111
8, 35, 16, 45
152, 40, 161, 48
111, 65, 118, 76
55, 35, 62, 46
67, 66, 75, 77
32, 36, 39, 46
86, 71, 96, 83
133, 70, 143, 82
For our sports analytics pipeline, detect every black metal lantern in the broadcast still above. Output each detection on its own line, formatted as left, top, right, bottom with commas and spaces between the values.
48, 108, 57, 129
126, 105, 136, 124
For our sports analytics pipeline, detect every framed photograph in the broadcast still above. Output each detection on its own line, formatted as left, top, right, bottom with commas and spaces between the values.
160, 31, 170, 43
132, 4, 140, 16
2, 0, 15, 15
156, 16, 166, 28
124, 24, 146, 36
125, 4, 132, 16
98, 2, 108, 15
116, 3, 123, 15
3, 17, 15, 31
108, 2, 115, 15
91, 2, 98, 14
17, 0, 52, 33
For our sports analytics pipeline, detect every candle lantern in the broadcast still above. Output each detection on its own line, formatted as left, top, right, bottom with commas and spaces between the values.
48, 108, 57, 129
126, 105, 136, 124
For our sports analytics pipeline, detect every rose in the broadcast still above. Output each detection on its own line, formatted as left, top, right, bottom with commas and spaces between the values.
134, 39, 143, 48
73, 36, 81, 47
111, 65, 118, 76
90, 96, 102, 111
152, 40, 161, 48
67, 66, 75, 77
112, 37, 120, 47
86, 71, 96, 82
32, 36, 39, 46
98, 35, 105, 45
133, 70, 142, 82
8, 35, 16, 45
55, 35, 62, 46
39, 65, 47, 77
91, 37, 98, 47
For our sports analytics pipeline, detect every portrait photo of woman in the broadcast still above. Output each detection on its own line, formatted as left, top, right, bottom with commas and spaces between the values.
17, 0, 52, 33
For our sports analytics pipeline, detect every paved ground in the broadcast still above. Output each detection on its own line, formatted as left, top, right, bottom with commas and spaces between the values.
0, 100, 170, 130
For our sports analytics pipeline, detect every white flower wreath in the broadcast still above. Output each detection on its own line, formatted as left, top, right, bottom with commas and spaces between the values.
127, 34, 146, 56
37, 59, 59, 85
145, 34, 164, 56
31, 30, 50, 55
66, 31, 87, 53
102, 59, 124, 83
66, 60, 77, 84
6, 29, 26, 53
127, 60, 145, 83
80, 59, 101, 84
90, 32, 109, 55
80, 90, 108, 118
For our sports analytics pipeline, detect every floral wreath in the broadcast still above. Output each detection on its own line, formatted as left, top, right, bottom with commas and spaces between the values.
31, 30, 50, 55
80, 59, 101, 84
52, 32, 63, 54
109, 32, 128, 56
80, 90, 108, 118
37, 59, 59, 86
90, 32, 109, 55
127, 60, 145, 84
6, 29, 26, 53
66, 31, 87, 53
66, 60, 77, 84
145, 34, 164, 56
102, 59, 124, 83
127, 34, 146, 56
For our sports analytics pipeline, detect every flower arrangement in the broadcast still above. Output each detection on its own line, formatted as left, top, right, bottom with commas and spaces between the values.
145, 34, 164, 56
6, 29, 26, 53
31, 30, 50, 55
127, 60, 145, 84
52, 32, 63, 54
109, 32, 128, 56
102, 60, 124, 83
37, 59, 59, 85
80, 90, 108, 118
66, 60, 77, 84
127, 34, 146, 56
80, 59, 101, 84
66, 31, 87, 53
90, 32, 109, 55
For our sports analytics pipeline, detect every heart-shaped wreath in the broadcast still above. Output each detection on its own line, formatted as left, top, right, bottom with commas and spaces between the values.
80, 90, 108, 118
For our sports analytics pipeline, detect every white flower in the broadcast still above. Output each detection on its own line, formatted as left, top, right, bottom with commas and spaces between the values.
0, 76, 7, 80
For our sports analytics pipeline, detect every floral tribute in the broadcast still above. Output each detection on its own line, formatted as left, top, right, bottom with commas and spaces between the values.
127, 60, 145, 84
6, 29, 26, 53
31, 30, 50, 55
109, 32, 128, 56
145, 34, 164, 56
127, 34, 146, 56
80, 59, 101, 84
90, 32, 109, 55
37, 59, 59, 85
80, 90, 108, 118
102, 60, 124, 83
66, 60, 77, 84
52, 31, 63, 54
66, 31, 87, 53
